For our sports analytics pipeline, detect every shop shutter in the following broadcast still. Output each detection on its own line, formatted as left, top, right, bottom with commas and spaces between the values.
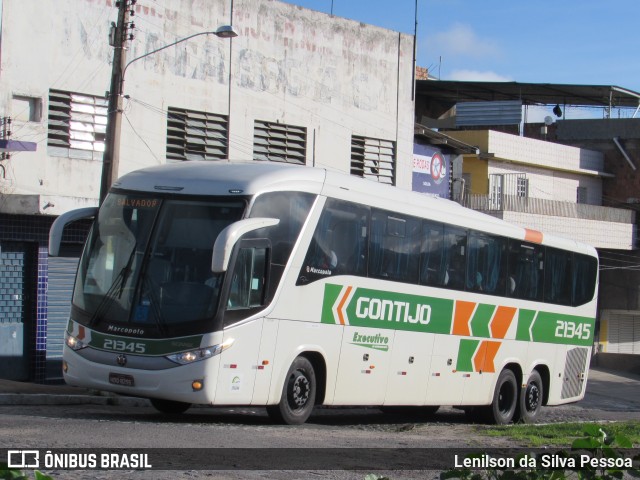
47, 256, 79, 359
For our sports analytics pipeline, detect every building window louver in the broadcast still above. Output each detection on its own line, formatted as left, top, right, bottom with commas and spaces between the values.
166, 107, 229, 161
350, 135, 396, 185
253, 120, 306, 165
47, 89, 107, 153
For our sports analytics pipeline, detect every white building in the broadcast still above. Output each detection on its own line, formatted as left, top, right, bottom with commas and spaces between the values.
449, 129, 635, 250
0, 0, 416, 381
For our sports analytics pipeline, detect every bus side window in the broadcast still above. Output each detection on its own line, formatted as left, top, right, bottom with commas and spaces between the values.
572, 253, 598, 306
420, 221, 445, 286
466, 232, 507, 295
298, 198, 369, 284
369, 210, 420, 283
507, 240, 544, 301
442, 225, 467, 290
227, 245, 268, 310
544, 247, 572, 305
249, 191, 315, 301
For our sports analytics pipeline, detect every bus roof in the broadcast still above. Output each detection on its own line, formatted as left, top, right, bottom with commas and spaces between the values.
112, 162, 596, 257
113, 161, 327, 197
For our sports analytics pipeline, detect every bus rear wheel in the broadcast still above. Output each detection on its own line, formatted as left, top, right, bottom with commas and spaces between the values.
484, 369, 518, 425
150, 398, 191, 414
267, 356, 316, 425
516, 371, 543, 423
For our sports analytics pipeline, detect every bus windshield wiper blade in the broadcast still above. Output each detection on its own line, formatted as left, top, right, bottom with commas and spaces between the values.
117, 247, 138, 298
88, 246, 137, 326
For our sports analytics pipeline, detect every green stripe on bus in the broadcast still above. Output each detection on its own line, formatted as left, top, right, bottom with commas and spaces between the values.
457, 339, 479, 372
89, 331, 203, 356
530, 312, 594, 346
470, 304, 496, 338
516, 309, 537, 341
322, 284, 454, 334
320, 284, 594, 346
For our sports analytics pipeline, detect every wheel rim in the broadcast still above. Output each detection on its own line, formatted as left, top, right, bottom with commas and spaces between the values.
287, 370, 310, 410
524, 383, 540, 412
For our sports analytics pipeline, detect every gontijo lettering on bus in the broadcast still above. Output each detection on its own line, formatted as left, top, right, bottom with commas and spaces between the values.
321, 284, 595, 347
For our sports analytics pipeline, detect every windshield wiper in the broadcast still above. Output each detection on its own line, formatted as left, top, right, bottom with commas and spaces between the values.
117, 247, 137, 298
141, 276, 168, 336
88, 246, 137, 326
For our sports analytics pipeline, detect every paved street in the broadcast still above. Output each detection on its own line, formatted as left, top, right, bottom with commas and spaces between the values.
0, 367, 638, 479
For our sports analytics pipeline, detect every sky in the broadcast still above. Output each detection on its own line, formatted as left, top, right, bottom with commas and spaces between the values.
280, 0, 640, 96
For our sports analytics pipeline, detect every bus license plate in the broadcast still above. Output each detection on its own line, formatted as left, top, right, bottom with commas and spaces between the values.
109, 372, 135, 387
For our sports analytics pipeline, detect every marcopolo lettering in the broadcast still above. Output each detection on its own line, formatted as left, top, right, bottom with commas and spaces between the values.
355, 297, 431, 325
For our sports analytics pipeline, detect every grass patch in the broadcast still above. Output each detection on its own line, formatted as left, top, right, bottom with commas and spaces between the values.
477, 421, 640, 447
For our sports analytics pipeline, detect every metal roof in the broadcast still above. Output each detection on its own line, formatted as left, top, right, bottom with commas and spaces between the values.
414, 124, 479, 154
416, 80, 640, 108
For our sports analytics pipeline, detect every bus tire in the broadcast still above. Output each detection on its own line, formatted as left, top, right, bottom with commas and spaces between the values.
267, 356, 316, 425
516, 371, 543, 423
485, 369, 518, 425
150, 398, 191, 414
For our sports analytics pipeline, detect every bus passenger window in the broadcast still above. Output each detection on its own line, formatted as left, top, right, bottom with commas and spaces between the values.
466, 232, 507, 295
572, 253, 598, 306
420, 222, 445, 286
297, 198, 369, 285
369, 210, 420, 283
544, 247, 572, 305
442, 226, 466, 290
507, 240, 544, 301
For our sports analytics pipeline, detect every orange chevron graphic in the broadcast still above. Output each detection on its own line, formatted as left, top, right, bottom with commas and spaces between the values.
453, 300, 475, 336
336, 286, 353, 325
473, 340, 501, 373
490, 306, 517, 339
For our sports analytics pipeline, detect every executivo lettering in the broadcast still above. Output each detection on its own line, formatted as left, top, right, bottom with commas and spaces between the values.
351, 331, 390, 351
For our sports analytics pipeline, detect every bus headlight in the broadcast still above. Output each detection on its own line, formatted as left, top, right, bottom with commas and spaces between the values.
65, 333, 87, 351
166, 338, 234, 365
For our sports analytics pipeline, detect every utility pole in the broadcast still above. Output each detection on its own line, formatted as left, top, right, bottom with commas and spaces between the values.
99, 0, 134, 203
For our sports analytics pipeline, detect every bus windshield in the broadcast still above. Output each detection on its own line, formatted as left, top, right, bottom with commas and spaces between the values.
72, 192, 246, 336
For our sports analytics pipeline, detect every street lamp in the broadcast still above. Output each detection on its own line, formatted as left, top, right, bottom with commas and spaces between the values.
99, 23, 238, 203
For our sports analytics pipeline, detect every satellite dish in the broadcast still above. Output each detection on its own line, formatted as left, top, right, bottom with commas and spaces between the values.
544, 116, 554, 126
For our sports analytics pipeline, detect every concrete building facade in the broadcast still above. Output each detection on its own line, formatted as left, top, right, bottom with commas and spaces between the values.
448, 129, 635, 250
0, 0, 416, 381
415, 80, 640, 372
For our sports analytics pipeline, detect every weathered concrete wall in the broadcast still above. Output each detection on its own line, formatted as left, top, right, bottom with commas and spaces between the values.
0, 0, 415, 215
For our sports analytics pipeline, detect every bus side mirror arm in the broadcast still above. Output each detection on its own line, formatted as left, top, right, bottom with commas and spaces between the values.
211, 217, 280, 273
49, 207, 99, 256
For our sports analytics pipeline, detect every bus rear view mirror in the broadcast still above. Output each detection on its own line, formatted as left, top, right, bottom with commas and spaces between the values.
211, 217, 279, 273
49, 207, 98, 256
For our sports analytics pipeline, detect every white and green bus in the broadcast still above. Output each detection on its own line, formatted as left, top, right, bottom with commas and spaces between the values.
50, 162, 598, 425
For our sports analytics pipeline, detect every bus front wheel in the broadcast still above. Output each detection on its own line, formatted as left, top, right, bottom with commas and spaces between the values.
267, 356, 316, 425
485, 369, 518, 425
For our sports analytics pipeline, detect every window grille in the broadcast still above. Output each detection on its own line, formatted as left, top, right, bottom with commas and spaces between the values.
47, 89, 107, 152
350, 135, 396, 185
516, 176, 529, 198
253, 120, 306, 165
166, 107, 229, 161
